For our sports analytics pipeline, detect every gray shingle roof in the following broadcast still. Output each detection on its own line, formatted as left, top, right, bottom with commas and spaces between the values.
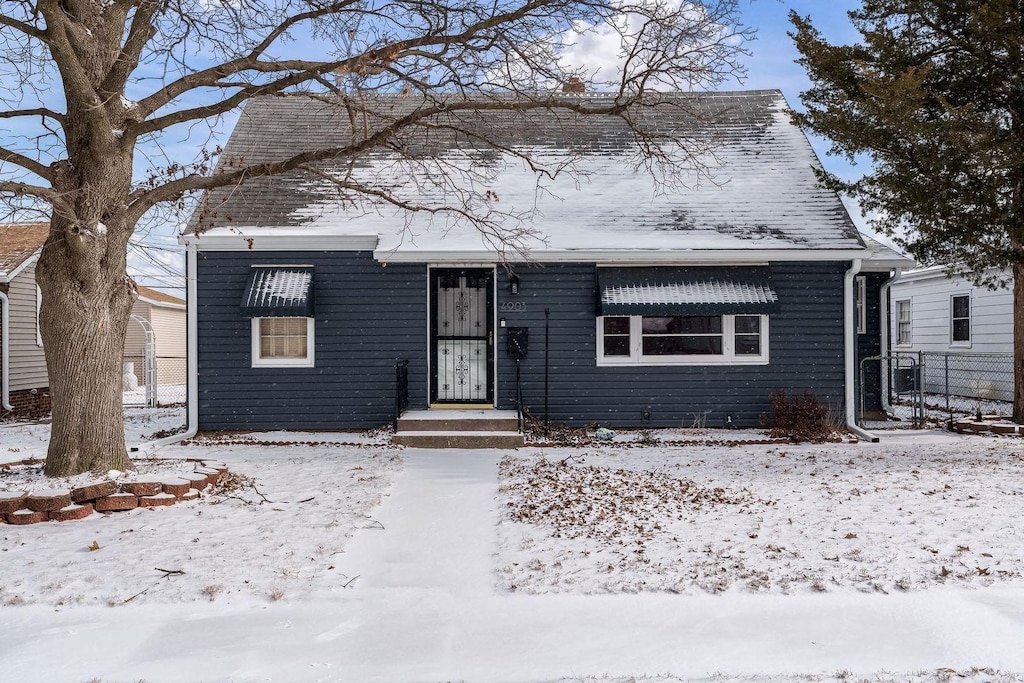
190, 90, 864, 255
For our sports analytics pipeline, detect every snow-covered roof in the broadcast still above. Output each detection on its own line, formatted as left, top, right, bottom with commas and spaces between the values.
188, 91, 867, 260
857, 233, 916, 271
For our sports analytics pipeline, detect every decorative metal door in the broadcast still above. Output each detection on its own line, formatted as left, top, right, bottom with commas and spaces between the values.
431, 268, 493, 403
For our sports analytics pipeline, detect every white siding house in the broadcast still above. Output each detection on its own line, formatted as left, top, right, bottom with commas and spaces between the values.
889, 266, 1012, 402
0, 223, 50, 416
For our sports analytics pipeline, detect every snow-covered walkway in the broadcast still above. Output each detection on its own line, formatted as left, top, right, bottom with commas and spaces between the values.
3, 448, 1024, 682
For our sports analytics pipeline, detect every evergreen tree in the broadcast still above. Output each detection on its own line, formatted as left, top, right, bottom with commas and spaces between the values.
790, 1, 1024, 421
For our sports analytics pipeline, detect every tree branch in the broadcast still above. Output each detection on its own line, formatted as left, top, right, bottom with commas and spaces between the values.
0, 146, 53, 182
0, 107, 66, 125
0, 11, 48, 41
101, 0, 162, 95
133, 0, 360, 119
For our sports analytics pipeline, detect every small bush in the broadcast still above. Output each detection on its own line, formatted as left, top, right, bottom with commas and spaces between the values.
761, 389, 836, 443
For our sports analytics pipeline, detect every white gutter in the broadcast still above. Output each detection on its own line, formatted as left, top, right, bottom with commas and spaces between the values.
878, 268, 904, 414
0, 289, 13, 411
845, 258, 878, 442
131, 244, 198, 453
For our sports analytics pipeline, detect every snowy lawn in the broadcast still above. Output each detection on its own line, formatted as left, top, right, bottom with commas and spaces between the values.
0, 410, 400, 607
498, 435, 1024, 595
3, 417, 1024, 681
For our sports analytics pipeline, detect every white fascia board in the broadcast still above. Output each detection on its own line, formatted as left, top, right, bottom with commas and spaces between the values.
138, 296, 186, 311
859, 257, 917, 272
179, 232, 380, 251
0, 250, 41, 284
894, 264, 1005, 285
374, 248, 873, 264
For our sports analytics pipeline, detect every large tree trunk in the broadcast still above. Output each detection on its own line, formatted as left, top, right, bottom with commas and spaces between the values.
37, 155, 137, 476
1015, 262, 1024, 424
39, 274, 135, 476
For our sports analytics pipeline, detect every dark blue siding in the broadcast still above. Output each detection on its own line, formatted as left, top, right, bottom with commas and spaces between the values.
494, 262, 849, 428
198, 254, 851, 430
857, 272, 888, 413
196, 251, 427, 430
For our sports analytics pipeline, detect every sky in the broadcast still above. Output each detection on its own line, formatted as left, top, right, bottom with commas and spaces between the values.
2, 1, 879, 295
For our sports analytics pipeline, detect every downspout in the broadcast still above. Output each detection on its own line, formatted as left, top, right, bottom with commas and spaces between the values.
0, 289, 13, 411
131, 243, 198, 452
845, 259, 879, 442
878, 268, 904, 413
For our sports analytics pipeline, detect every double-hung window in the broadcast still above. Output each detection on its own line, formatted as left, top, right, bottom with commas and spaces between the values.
854, 276, 867, 335
951, 294, 970, 345
598, 314, 768, 365
251, 317, 315, 367
895, 299, 912, 346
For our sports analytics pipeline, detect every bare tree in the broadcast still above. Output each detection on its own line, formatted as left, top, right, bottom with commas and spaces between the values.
0, 0, 750, 476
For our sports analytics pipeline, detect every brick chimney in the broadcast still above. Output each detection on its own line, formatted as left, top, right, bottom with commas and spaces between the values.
562, 76, 585, 94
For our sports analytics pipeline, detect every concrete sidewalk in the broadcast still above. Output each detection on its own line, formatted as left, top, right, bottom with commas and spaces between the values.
3, 449, 1024, 682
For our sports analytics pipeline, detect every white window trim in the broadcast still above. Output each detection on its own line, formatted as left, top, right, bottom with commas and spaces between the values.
251, 317, 315, 368
950, 293, 971, 347
895, 299, 912, 347
854, 276, 867, 335
596, 314, 770, 366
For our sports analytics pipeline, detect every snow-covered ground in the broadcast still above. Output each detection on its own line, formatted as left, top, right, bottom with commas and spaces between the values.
122, 382, 186, 406
2, 415, 1024, 681
497, 438, 1024, 595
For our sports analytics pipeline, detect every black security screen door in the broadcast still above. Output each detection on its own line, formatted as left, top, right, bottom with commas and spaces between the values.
430, 268, 494, 403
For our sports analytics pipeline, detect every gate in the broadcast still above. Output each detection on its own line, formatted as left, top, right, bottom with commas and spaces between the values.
123, 314, 158, 407
859, 352, 924, 428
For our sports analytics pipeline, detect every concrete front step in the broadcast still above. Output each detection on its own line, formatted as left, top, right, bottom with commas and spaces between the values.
397, 417, 519, 432
392, 431, 524, 449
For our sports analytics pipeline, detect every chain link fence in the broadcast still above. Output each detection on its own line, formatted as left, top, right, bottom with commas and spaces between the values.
123, 354, 186, 407
920, 351, 1013, 417
860, 351, 1013, 428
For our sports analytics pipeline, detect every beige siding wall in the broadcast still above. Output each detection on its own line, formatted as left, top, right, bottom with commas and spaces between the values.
6, 260, 48, 391
124, 299, 150, 383
149, 304, 186, 386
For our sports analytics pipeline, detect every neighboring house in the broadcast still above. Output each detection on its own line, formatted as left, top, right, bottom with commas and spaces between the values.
889, 266, 1013, 402
181, 90, 912, 434
0, 222, 50, 417
124, 286, 187, 403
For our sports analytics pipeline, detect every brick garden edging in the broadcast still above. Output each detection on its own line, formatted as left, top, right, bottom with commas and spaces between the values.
949, 418, 1023, 436
0, 461, 229, 525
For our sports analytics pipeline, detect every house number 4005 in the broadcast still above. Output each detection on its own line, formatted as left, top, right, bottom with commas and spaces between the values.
500, 301, 527, 312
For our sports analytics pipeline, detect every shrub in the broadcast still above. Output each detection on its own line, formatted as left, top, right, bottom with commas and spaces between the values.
761, 389, 836, 443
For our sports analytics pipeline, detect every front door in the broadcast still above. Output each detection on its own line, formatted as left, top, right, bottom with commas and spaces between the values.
431, 268, 494, 404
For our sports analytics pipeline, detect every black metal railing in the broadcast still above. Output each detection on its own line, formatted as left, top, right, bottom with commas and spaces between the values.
394, 359, 409, 431
515, 359, 524, 434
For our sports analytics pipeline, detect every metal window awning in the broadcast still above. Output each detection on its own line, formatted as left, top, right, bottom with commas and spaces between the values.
240, 266, 315, 317
596, 267, 779, 316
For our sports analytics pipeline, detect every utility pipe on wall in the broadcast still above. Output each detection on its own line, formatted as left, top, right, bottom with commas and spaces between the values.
0, 290, 13, 411
845, 259, 878, 442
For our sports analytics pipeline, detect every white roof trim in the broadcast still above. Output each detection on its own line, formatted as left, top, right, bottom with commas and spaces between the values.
0, 250, 41, 284
137, 294, 186, 310
894, 264, 1009, 286
376, 249, 875, 264
179, 232, 379, 251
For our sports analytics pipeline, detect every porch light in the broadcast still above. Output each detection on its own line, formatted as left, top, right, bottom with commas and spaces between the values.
509, 274, 520, 295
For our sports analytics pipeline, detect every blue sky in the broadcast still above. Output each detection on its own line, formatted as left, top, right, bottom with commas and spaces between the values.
3, 1, 882, 292
736, 0, 863, 176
